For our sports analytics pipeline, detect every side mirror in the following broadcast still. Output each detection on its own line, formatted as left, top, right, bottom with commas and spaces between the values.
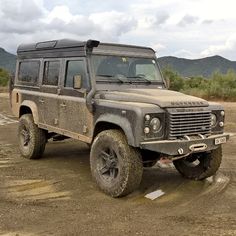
73, 75, 82, 89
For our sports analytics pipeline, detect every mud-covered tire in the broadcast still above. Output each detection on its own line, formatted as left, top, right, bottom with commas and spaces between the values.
173, 147, 222, 180
18, 114, 46, 159
90, 130, 143, 197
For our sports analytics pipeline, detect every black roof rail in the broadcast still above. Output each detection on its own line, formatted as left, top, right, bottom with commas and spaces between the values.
17, 39, 100, 53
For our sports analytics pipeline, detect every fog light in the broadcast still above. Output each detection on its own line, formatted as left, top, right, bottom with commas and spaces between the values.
144, 127, 150, 134
219, 122, 224, 127
220, 111, 225, 116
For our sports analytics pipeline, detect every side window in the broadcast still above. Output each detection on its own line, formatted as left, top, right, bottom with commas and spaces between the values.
43, 61, 60, 86
65, 60, 87, 88
18, 61, 40, 84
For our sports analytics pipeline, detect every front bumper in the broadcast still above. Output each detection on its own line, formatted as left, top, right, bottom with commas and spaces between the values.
140, 133, 230, 156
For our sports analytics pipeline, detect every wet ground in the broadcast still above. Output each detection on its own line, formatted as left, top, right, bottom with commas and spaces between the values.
0, 93, 236, 236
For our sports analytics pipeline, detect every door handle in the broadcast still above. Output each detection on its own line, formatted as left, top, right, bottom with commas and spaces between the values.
39, 99, 44, 104
60, 103, 67, 108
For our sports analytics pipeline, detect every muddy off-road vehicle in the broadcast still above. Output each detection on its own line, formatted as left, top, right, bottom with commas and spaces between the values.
11, 39, 229, 197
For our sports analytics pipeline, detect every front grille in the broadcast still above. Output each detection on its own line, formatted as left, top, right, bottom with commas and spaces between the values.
168, 110, 211, 139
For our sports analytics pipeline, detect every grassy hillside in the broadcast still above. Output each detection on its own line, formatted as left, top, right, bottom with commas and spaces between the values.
0, 48, 16, 73
158, 55, 236, 77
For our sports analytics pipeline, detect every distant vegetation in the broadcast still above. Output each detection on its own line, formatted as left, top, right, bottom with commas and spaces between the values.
163, 67, 236, 101
0, 68, 10, 87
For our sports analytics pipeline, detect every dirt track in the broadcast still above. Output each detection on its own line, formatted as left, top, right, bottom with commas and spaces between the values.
0, 93, 236, 236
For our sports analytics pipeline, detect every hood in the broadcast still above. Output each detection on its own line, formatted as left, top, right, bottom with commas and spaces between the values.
96, 89, 208, 108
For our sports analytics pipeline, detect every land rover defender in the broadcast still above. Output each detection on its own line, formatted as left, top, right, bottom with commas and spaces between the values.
11, 39, 229, 197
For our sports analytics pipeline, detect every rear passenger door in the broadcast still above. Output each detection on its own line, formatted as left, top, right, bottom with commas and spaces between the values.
58, 58, 93, 142
38, 60, 61, 128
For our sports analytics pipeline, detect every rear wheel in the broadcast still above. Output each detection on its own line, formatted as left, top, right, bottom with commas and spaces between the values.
18, 114, 46, 159
173, 147, 222, 180
90, 130, 143, 197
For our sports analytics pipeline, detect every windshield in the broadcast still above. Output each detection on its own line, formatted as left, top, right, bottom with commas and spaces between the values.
92, 55, 163, 84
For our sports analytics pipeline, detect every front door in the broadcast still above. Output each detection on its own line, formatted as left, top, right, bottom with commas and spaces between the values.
58, 59, 93, 142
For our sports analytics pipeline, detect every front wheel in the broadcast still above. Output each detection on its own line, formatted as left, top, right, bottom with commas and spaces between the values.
90, 130, 143, 197
18, 114, 47, 159
173, 147, 222, 180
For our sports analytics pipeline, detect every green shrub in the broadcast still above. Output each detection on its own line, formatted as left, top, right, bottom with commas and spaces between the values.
162, 67, 184, 91
0, 68, 10, 87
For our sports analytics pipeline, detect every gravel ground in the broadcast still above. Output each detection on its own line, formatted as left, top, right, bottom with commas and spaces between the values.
0, 93, 235, 236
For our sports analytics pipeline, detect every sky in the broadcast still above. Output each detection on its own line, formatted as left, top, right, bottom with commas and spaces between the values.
0, 0, 236, 60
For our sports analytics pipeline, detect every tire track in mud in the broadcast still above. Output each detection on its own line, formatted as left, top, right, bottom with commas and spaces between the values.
0, 145, 71, 203
0, 113, 17, 126
1, 179, 71, 202
0, 232, 37, 236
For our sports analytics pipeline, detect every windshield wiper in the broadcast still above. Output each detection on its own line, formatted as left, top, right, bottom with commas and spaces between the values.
127, 76, 152, 84
96, 74, 125, 84
97, 74, 113, 77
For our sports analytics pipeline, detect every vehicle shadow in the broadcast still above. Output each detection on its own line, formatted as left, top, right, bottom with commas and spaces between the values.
41, 140, 229, 204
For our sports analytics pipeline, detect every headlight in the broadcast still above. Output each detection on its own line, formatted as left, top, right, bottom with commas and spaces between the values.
150, 118, 161, 133
211, 113, 217, 127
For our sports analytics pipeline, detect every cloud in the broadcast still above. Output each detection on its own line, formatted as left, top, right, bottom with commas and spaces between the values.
202, 19, 214, 24
0, 2, 137, 48
89, 11, 137, 41
151, 43, 166, 52
0, 0, 45, 34
0, 0, 44, 21
154, 12, 169, 25
178, 15, 199, 27
0, 0, 236, 60
44, 6, 97, 36
173, 49, 198, 59
201, 34, 236, 57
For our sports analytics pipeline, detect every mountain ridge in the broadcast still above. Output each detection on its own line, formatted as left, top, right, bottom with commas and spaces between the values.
0, 47, 16, 73
157, 55, 236, 77
1, 46, 236, 77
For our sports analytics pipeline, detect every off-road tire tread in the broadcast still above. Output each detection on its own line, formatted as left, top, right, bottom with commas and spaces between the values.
90, 129, 143, 197
18, 114, 46, 159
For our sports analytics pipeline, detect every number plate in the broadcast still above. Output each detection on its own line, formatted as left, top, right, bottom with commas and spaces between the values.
215, 137, 227, 145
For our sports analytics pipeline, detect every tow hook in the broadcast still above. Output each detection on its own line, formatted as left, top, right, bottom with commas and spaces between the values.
189, 143, 207, 152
